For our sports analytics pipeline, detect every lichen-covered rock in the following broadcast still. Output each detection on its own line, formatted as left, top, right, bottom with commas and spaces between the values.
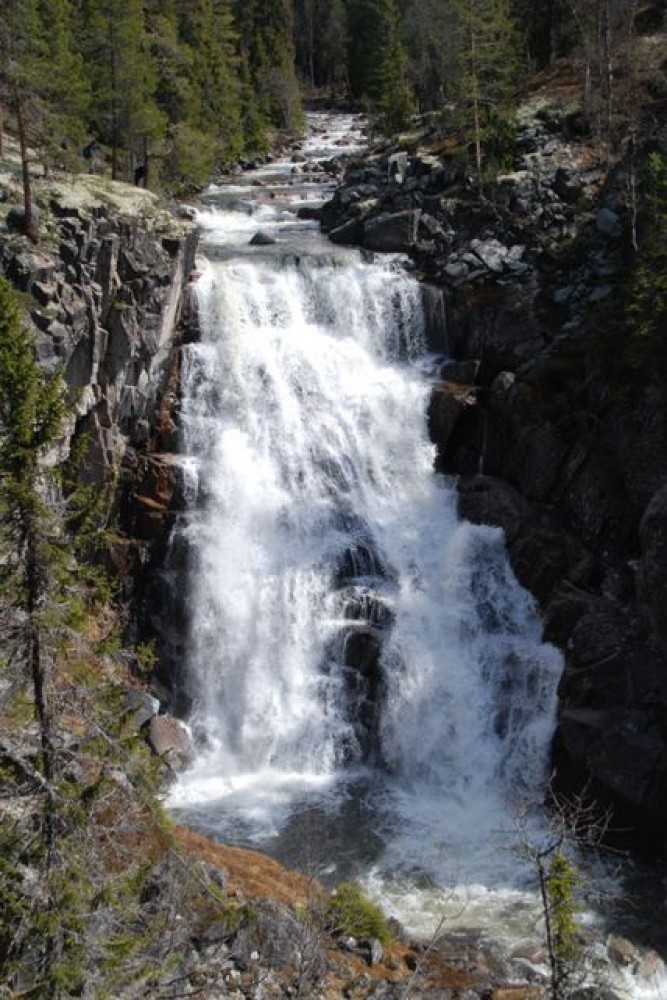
147, 714, 194, 769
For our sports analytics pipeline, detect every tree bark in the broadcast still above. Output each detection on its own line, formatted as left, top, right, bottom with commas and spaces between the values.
470, 25, 483, 193
15, 91, 38, 242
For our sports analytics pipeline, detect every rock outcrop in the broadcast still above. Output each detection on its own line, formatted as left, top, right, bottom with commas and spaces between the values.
1, 176, 199, 714
321, 77, 667, 853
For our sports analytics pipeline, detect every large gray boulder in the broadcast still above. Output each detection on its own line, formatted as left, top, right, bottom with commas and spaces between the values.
363, 210, 421, 253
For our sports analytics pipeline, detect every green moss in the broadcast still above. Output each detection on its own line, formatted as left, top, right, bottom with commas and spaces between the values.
328, 882, 391, 946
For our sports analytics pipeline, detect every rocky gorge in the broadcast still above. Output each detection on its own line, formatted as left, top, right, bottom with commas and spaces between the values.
1, 55, 667, 994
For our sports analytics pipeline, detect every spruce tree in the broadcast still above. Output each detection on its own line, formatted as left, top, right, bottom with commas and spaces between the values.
81, 0, 165, 182
294, 0, 348, 93
176, 0, 245, 162
233, 0, 303, 133
374, 0, 415, 134
346, 0, 414, 131
31, 0, 90, 175
347, 0, 392, 103
449, 0, 523, 189
0, 277, 65, 792
403, 0, 459, 111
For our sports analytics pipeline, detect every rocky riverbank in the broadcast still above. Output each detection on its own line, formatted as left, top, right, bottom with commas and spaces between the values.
316, 58, 667, 855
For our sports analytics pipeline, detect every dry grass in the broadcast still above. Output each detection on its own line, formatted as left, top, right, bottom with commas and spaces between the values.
174, 825, 323, 907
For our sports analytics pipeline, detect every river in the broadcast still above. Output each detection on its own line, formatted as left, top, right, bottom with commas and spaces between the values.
167, 112, 666, 998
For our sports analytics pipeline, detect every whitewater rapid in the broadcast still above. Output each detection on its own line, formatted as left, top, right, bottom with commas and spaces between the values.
167, 113, 667, 996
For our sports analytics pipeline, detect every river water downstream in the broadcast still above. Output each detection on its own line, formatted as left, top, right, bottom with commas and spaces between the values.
168, 113, 666, 998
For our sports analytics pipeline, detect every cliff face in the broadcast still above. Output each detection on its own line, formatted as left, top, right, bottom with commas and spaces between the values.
319, 69, 667, 853
0, 176, 198, 703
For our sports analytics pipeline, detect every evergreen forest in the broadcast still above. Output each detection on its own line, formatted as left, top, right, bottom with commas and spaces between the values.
0, 0, 649, 193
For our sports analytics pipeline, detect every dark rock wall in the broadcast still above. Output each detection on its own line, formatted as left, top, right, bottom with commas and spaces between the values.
320, 93, 667, 854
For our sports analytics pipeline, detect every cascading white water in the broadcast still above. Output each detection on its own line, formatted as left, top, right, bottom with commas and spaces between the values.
166, 113, 667, 997
171, 241, 562, 937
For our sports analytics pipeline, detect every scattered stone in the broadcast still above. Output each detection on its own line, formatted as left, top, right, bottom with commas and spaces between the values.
249, 230, 277, 246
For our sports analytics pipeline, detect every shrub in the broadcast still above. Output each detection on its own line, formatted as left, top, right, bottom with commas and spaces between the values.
327, 882, 391, 945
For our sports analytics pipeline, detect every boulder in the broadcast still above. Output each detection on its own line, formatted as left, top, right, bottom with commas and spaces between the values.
444, 260, 470, 281
368, 937, 384, 966
469, 238, 526, 275
363, 210, 421, 253
125, 689, 160, 729
249, 230, 277, 246
147, 714, 194, 770
553, 167, 583, 204
636, 949, 664, 981
340, 588, 394, 629
607, 934, 640, 968
596, 207, 622, 238
329, 217, 364, 246
457, 475, 531, 543
6, 205, 41, 233
457, 475, 595, 604
6, 249, 55, 292
297, 205, 322, 221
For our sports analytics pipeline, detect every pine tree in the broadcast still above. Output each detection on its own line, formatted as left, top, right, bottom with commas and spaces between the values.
81, 0, 165, 182
31, 0, 90, 175
176, 0, 245, 162
374, 0, 415, 134
450, 0, 523, 189
0, 0, 44, 238
234, 0, 303, 133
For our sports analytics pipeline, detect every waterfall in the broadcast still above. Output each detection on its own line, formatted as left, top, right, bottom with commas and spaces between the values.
169, 112, 563, 944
